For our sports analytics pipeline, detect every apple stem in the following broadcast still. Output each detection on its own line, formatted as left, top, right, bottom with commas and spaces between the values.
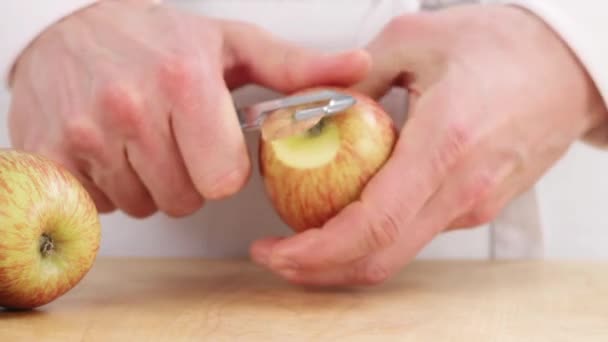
40, 233, 55, 257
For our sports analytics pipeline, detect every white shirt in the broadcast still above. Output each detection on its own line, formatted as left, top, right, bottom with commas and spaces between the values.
0, 0, 606, 259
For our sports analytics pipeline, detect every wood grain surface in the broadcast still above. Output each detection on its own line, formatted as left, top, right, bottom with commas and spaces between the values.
1, 258, 607, 341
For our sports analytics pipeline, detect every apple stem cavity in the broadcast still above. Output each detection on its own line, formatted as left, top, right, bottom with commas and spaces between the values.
40, 233, 55, 257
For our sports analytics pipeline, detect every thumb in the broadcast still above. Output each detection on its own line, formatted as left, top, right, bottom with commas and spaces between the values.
351, 28, 449, 99
220, 20, 372, 92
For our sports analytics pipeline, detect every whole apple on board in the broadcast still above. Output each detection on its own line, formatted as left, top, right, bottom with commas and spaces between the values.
259, 88, 398, 232
0, 149, 101, 309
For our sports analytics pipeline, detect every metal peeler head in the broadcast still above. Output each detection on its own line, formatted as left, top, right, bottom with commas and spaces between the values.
237, 90, 356, 140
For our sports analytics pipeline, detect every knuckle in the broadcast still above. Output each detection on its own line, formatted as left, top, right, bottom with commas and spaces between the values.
468, 204, 500, 226
366, 209, 401, 251
459, 171, 496, 208
97, 82, 144, 136
157, 55, 199, 98
433, 120, 473, 173
353, 261, 392, 285
63, 119, 104, 155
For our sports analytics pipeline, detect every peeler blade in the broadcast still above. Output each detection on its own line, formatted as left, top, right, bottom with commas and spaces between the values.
236, 90, 356, 136
293, 92, 356, 121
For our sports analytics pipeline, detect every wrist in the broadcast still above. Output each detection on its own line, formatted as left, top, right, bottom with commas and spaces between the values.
496, 0, 608, 146
430, 4, 607, 138
3, 0, 100, 88
498, 5, 608, 141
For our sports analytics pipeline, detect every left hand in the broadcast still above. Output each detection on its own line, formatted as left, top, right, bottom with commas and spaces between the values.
250, 4, 607, 286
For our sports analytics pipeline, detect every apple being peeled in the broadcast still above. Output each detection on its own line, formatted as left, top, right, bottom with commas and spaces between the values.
0, 149, 101, 309
259, 88, 398, 232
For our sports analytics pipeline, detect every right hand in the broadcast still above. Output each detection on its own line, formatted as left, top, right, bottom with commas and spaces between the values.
8, 0, 370, 217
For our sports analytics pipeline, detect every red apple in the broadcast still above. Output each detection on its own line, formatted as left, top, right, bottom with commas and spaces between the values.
259, 88, 398, 232
0, 149, 101, 309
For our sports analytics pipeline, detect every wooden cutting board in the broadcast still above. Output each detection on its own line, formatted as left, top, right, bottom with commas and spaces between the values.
2, 258, 607, 341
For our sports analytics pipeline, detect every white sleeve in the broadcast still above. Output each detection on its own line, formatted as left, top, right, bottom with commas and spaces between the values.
0, 0, 98, 88
498, 0, 608, 147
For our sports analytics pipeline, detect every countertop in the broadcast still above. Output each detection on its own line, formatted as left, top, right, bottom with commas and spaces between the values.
2, 258, 607, 341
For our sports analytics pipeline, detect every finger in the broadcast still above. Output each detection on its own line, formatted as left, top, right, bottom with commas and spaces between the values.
446, 155, 542, 230
221, 20, 372, 92
265, 172, 455, 286
447, 203, 503, 230
351, 16, 448, 99
352, 48, 446, 99
446, 182, 511, 230
87, 139, 157, 218
269, 257, 382, 287
268, 208, 445, 287
349, 45, 406, 99
331, 154, 515, 286
278, 222, 438, 288
103, 85, 205, 217
168, 58, 250, 200
250, 236, 286, 266
266, 86, 466, 273
125, 123, 205, 217
435, 155, 517, 231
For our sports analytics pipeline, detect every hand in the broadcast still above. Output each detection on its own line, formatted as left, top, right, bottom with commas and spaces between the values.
7, 0, 370, 217
250, 5, 607, 286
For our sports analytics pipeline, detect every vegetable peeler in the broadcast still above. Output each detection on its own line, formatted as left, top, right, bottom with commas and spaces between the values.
236, 90, 356, 139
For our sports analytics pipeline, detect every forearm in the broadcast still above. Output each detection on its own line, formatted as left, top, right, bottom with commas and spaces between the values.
498, 0, 608, 147
0, 0, 98, 88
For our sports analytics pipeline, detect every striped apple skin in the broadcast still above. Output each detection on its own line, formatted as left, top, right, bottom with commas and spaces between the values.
259, 88, 398, 232
0, 150, 101, 309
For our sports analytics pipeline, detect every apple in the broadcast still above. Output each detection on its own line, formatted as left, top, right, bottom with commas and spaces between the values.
0, 149, 101, 309
259, 87, 398, 232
